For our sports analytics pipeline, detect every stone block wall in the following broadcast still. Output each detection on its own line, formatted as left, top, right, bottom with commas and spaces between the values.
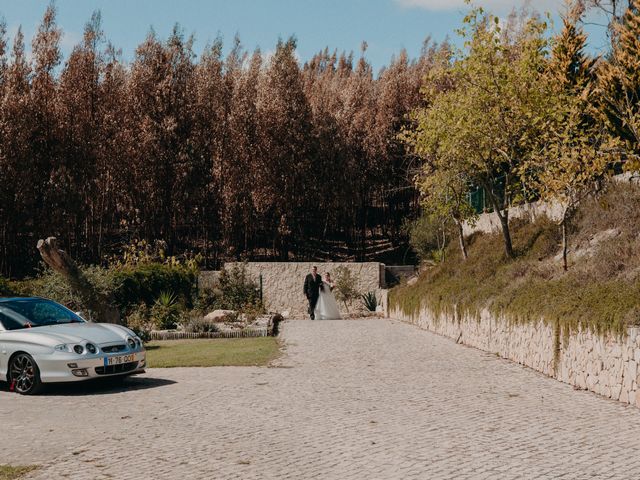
225, 262, 386, 317
462, 173, 637, 237
392, 304, 640, 409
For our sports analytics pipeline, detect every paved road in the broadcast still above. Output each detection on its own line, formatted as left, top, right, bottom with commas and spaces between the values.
3, 319, 640, 479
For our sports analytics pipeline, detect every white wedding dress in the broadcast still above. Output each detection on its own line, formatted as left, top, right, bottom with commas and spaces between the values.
314, 281, 342, 320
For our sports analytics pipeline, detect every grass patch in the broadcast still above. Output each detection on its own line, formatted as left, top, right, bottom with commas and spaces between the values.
0, 465, 37, 480
391, 183, 640, 336
145, 337, 281, 367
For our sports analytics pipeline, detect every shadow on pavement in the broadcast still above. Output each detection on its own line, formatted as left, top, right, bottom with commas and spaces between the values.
0, 375, 176, 396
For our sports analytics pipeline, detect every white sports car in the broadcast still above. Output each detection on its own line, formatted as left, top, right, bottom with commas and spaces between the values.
0, 297, 146, 395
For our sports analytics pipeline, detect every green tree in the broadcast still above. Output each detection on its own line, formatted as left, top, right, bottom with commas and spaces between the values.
405, 63, 477, 260
525, 6, 617, 271
596, 0, 640, 170
407, 8, 549, 259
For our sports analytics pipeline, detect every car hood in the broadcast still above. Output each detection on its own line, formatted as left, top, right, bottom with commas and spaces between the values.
17, 323, 133, 346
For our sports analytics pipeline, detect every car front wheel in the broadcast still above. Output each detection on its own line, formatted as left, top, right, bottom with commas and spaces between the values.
9, 353, 42, 395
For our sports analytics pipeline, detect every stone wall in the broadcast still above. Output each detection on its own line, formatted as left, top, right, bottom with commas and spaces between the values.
392, 304, 640, 409
462, 200, 564, 237
226, 262, 386, 317
463, 172, 638, 237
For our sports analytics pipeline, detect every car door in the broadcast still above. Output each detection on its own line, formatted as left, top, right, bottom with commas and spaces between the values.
0, 317, 7, 381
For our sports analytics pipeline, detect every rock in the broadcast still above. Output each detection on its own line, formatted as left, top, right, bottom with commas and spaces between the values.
628, 360, 638, 383
614, 385, 629, 403
612, 345, 622, 358
204, 309, 237, 323
611, 383, 626, 400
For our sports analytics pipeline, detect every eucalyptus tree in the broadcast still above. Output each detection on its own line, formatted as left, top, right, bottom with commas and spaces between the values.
57, 12, 105, 260
255, 37, 314, 259
31, 4, 62, 248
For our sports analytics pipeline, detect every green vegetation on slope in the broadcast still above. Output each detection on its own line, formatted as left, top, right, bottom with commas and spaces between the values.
0, 466, 37, 480
391, 184, 640, 335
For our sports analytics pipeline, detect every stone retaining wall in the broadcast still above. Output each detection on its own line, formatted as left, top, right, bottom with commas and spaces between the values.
463, 172, 638, 237
392, 304, 640, 408
226, 262, 386, 317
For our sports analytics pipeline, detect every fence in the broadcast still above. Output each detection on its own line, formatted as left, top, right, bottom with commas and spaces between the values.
150, 327, 270, 341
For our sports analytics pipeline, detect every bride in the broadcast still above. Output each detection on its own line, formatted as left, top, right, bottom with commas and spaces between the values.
314, 272, 342, 320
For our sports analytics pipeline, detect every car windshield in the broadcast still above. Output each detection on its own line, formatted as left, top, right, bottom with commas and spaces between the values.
0, 299, 85, 330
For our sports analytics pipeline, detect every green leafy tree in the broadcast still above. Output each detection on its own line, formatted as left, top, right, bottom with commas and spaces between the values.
525, 6, 617, 271
596, 0, 640, 170
407, 7, 549, 259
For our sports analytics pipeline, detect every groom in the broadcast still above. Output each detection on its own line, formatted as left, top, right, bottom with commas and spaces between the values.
303, 266, 323, 320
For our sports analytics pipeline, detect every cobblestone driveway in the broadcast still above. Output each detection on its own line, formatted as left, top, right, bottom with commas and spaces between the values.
3, 319, 640, 479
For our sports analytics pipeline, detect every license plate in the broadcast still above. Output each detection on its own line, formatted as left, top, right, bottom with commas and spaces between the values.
104, 354, 135, 366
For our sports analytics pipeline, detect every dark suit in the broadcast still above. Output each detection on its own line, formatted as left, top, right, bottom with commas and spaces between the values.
303, 273, 323, 320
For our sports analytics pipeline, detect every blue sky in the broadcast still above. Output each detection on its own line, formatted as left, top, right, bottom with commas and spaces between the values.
0, 1, 611, 72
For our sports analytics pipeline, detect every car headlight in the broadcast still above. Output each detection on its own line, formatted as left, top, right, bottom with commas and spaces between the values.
127, 337, 136, 350
73, 345, 85, 354
55, 344, 69, 352
86, 343, 97, 354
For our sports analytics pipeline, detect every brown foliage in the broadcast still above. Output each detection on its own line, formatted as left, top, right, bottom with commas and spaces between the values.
0, 8, 442, 277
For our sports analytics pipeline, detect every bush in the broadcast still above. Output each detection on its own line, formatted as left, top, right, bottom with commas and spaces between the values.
333, 266, 361, 311
0, 277, 18, 297
193, 287, 222, 314
112, 263, 197, 313
216, 265, 262, 312
182, 314, 220, 333
151, 291, 181, 330
18, 265, 114, 312
17, 262, 197, 320
125, 303, 153, 342
362, 291, 379, 312
404, 213, 452, 263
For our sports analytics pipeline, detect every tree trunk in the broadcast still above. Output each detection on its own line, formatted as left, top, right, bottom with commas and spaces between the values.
37, 237, 122, 324
484, 183, 514, 259
561, 220, 568, 272
497, 210, 514, 259
455, 220, 468, 260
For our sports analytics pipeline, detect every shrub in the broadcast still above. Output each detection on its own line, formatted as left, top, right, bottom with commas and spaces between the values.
0, 277, 18, 297
217, 265, 262, 311
182, 314, 220, 333
112, 263, 197, 313
404, 213, 453, 263
125, 303, 153, 342
19, 265, 114, 312
193, 287, 222, 314
362, 291, 379, 312
333, 266, 361, 311
151, 291, 181, 330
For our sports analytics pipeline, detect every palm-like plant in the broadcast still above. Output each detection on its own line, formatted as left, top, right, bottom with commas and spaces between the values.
361, 291, 379, 312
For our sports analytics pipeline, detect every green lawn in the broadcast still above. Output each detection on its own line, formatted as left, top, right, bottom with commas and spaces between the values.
0, 466, 36, 480
145, 337, 281, 368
